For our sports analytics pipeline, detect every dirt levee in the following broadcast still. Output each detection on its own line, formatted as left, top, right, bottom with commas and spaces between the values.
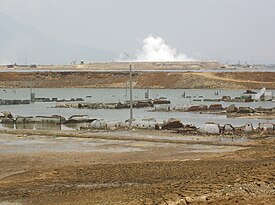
0, 71, 275, 89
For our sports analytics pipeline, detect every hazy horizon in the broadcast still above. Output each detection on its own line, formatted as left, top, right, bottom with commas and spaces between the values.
0, 0, 274, 64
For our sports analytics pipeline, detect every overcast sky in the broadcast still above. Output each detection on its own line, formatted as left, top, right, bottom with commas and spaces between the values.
0, 0, 274, 64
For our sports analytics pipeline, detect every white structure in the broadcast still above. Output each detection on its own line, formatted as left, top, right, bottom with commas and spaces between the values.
204, 122, 220, 134
242, 90, 257, 99
258, 123, 274, 132
243, 123, 254, 133
131, 121, 156, 130
154, 104, 171, 111
254, 88, 266, 101
106, 121, 130, 130
34, 116, 62, 124
224, 124, 235, 133
68, 115, 89, 122
263, 91, 273, 101
91, 119, 107, 129
242, 88, 273, 101
15, 116, 35, 123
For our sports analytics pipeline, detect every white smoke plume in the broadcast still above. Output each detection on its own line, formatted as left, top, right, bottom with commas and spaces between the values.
135, 35, 193, 62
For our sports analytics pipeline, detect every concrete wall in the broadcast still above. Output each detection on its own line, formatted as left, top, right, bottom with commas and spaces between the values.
131, 121, 156, 130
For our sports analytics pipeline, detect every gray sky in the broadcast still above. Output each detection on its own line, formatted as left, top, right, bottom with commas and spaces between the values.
0, 0, 274, 64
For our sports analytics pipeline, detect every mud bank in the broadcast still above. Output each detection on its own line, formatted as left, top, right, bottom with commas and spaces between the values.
0, 71, 275, 89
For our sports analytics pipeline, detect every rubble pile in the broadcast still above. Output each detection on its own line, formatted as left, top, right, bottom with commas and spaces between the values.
162, 118, 184, 130
56, 98, 171, 110
0, 111, 274, 135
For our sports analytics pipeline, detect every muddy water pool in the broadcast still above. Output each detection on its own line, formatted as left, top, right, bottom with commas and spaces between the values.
0, 88, 274, 130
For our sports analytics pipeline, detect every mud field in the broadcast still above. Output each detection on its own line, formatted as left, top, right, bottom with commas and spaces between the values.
0, 129, 274, 205
0, 67, 274, 204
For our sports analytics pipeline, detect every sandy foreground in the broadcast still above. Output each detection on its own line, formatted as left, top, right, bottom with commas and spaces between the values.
0, 129, 274, 205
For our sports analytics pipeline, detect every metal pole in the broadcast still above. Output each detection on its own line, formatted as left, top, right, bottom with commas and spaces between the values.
125, 81, 128, 97
129, 64, 133, 121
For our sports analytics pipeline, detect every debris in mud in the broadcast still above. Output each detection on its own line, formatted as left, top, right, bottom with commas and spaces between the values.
151, 103, 275, 119
0, 111, 274, 136
1, 111, 13, 119
176, 124, 198, 134
186, 105, 208, 112
162, 118, 184, 130
64, 115, 96, 124
56, 98, 171, 110
226, 104, 238, 113
237, 107, 255, 114
209, 104, 223, 111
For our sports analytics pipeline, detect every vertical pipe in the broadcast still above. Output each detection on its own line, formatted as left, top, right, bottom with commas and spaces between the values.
125, 81, 128, 97
129, 64, 133, 121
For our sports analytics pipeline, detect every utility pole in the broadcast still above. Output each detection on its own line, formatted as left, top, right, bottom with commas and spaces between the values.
125, 81, 128, 97
145, 89, 149, 100
252, 56, 254, 67
25, 57, 28, 66
129, 64, 133, 121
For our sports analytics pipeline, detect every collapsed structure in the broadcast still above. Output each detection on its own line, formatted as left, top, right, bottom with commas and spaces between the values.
0, 111, 274, 135
56, 98, 171, 109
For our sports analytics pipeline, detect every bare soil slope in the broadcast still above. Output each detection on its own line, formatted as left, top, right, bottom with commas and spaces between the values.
0, 71, 275, 89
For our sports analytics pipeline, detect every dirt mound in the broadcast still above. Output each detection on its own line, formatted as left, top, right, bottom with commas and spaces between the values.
0, 71, 275, 89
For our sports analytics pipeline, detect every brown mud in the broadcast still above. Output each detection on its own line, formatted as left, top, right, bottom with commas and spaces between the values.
0, 130, 274, 205
0, 71, 275, 89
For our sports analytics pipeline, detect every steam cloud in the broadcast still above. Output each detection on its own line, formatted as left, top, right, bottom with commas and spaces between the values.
134, 35, 193, 62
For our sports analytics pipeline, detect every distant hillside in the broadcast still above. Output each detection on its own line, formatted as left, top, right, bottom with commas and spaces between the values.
0, 12, 117, 65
